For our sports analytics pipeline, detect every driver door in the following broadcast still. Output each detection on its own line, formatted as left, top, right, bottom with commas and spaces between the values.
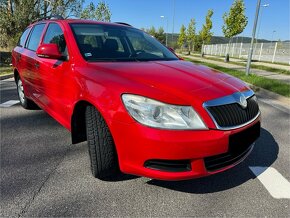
36, 22, 74, 126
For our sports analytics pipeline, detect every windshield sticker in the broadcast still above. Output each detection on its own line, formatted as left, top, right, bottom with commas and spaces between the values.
84, 53, 92, 57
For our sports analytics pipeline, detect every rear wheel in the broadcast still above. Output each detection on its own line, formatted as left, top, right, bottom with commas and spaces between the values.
16, 76, 38, 109
85, 105, 119, 179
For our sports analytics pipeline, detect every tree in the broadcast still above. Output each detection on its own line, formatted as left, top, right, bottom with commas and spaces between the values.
143, 26, 165, 44
199, 9, 214, 46
50, 0, 83, 18
80, 1, 111, 22
187, 19, 196, 54
0, 0, 84, 48
147, 26, 157, 37
177, 25, 186, 50
1, 0, 36, 48
80, 2, 95, 19
156, 27, 166, 44
222, 0, 248, 61
194, 35, 203, 52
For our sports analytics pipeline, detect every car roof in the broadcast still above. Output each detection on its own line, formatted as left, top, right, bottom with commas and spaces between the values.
30, 18, 132, 28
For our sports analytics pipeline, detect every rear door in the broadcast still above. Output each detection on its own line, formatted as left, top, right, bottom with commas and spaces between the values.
23, 23, 46, 98
12, 27, 32, 94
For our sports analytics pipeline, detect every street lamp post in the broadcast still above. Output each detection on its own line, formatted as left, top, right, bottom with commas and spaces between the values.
160, 16, 168, 46
256, 3, 269, 41
270, 30, 276, 49
246, 0, 261, 76
254, 3, 269, 55
172, 0, 175, 43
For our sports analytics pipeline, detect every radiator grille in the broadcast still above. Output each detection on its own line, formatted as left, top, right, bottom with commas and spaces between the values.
206, 96, 259, 128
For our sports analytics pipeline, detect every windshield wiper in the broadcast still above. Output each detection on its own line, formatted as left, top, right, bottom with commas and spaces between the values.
88, 58, 140, 62
87, 57, 177, 62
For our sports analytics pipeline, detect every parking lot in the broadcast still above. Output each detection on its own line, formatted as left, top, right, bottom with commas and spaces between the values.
1, 78, 289, 217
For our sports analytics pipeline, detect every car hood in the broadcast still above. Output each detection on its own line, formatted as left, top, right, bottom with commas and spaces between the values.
87, 60, 249, 103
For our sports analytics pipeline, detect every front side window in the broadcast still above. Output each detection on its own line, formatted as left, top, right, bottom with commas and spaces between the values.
26, 23, 46, 51
43, 23, 68, 56
18, 27, 31, 47
70, 24, 178, 62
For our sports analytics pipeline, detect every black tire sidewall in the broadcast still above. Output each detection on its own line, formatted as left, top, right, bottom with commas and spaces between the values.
85, 105, 119, 179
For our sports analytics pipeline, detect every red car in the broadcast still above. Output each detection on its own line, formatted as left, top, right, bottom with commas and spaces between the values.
12, 16, 260, 181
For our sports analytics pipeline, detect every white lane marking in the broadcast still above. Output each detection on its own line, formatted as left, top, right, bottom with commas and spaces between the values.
249, 166, 290, 199
0, 100, 20, 108
0, 78, 14, 84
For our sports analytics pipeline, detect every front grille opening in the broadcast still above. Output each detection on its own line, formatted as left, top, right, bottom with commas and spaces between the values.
207, 96, 259, 128
204, 122, 260, 171
144, 159, 191, 172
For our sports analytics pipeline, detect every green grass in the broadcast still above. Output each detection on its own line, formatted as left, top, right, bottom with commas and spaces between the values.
0, 66, 13, 76
0, 67, 13, 76
190, 52, 290, 67
184, 58, 290, 98
192, 55, 290, 75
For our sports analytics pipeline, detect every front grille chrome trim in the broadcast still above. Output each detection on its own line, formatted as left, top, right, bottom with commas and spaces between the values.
203, 89, 254, 107
203, 90, 260, 130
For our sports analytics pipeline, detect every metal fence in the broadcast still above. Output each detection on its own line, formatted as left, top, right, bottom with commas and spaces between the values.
202, 42, 290, 65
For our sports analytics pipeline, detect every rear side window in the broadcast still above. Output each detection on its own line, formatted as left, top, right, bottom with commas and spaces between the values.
26, 23, 46, 51
18, 27, 31, 47
43, 23, 68, 56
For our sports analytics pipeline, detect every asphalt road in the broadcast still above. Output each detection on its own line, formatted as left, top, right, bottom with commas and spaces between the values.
1, 78, 290, 217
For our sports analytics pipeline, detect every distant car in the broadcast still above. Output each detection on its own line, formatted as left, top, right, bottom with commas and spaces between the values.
12, 16, 260, 181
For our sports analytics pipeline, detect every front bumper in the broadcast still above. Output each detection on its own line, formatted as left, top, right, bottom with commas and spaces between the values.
110, 115, 261, 181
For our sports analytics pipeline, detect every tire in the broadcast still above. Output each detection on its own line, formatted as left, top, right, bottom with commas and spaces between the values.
85, 105, 119, 179
16, 76, 39, 109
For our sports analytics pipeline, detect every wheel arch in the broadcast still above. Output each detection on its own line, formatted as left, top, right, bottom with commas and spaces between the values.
71, 100, 91, 144
14, 68, 19, 83
71, 99, 111, 144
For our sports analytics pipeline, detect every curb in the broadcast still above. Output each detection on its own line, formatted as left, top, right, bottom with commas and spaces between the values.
0, 74, 14, 80
248, 84, 290, 106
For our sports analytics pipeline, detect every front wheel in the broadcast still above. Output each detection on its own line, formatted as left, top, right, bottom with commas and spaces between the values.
16, 76, 38, 109
85, 105, 119, 179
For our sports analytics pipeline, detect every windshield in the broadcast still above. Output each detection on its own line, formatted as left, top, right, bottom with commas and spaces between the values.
70, 23, 178, 62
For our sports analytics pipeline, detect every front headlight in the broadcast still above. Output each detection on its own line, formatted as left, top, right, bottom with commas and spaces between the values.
122, 94, 207, 130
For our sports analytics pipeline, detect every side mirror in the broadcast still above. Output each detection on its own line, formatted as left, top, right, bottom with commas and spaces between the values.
167, 47, 184, 60
36, 44, 63, 60
168, 47, 175, 53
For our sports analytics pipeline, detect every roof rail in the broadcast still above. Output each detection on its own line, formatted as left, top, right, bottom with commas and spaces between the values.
31, 15, 64, 24
114, 22, 132, 27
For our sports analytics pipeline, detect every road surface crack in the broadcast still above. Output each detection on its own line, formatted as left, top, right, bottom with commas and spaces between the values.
18, 146, 71, 217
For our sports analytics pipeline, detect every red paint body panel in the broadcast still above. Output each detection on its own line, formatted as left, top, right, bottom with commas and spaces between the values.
110, 117, 260, 181
12, 19, 260, 181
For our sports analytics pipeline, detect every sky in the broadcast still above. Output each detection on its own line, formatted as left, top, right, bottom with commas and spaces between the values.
84, 0, 290, 41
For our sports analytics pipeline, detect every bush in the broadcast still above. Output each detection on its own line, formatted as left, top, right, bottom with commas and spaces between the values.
0, 51, 12, 66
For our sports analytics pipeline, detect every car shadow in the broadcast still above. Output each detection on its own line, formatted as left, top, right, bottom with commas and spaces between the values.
0, 80, 19, 103
100, 173, 139, 182
146, 128, 278, 193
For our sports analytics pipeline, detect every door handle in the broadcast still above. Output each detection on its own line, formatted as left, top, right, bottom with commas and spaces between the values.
34, 62, 40, 69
